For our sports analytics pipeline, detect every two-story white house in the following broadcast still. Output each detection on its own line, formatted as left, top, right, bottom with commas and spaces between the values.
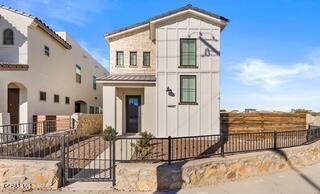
98, 5, 229, 137
0, 5, 108, 129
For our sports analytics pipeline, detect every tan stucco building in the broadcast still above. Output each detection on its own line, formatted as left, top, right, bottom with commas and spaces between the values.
98, 5, 229, 137
0, 5, 108, 131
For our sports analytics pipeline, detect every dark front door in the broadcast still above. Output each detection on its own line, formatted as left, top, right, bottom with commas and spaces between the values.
8, 88, 19, 125
126, 96, 141, 133
75, 102, 81, 113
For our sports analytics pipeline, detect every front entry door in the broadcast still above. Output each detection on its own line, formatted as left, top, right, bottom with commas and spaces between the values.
8, 88, 20, 125
126, 96, 141, 133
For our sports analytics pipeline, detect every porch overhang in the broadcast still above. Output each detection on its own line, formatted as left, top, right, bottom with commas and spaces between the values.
97, 74, 156, 87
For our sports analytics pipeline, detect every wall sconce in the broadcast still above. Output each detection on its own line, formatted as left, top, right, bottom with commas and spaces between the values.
166, 87, 172, 93
166, 87, 175, 97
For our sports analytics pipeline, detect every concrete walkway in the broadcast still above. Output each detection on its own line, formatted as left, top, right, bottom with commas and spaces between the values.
4, 163, 320, 194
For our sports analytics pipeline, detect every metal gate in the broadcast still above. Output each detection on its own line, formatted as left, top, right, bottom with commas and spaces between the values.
61, 134, 115, 185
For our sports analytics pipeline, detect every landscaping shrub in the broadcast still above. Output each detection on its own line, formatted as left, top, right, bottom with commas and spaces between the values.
102, 126, 118, 141
131, 131, 154, 160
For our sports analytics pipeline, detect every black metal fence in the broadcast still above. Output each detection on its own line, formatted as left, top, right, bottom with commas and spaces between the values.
115, 127, 320, 164
1, 125, 320, 186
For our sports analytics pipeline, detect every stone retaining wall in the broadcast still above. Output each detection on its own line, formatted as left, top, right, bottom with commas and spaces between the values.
0, 160, 61, 192
116, 140, 320, 192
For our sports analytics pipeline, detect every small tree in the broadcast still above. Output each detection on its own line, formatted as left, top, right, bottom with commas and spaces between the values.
102, 126, 118, 141
131, 131, 154, 160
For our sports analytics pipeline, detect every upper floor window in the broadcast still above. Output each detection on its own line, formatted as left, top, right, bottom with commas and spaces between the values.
3, 29, 14, 45
180, 75, 197, 103
180, 39, 197, 66
116, 51, 124, 66
130, 51, 137, 66
44, 45, 50, 56
39, 91, 46, 101
93, 75, 97, 90
143, 52, 150, 66
65, 97, 70, 104
54, 94, 60, 103
76, 64, 81, 83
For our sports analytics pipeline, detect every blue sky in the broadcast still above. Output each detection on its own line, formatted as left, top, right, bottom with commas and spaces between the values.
2, 0, 320, 111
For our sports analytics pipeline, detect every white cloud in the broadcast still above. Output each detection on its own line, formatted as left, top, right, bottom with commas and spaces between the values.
11, 0, 106, 26
233, 58, 312, 89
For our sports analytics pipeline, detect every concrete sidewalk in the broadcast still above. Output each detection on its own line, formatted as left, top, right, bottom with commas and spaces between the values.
4, 163, 320, 194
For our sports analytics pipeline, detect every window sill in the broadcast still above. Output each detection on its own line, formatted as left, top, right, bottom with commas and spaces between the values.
178, 102, 198, 105
129, 65, 138, 68
178, 65, 198, 69
142, 65, 151, 68
115, 65, 125, 68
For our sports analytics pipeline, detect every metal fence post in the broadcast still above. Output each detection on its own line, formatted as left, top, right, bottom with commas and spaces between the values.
112, 137, 116, 187
273, 131, 277, 149
168, 136, 172, 165
60, 134, 66, 186
221, 133, 225, 157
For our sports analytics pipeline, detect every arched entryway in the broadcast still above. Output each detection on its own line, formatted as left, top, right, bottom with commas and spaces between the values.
7, 82, 28, 128
74, 100, 87, 113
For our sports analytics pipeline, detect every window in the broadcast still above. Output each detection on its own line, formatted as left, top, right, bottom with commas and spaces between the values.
116, 51, 124, 66
76, 64, 81, 83
89, 106, 95, 114
180, 75, 197, 103
143, 52, 150, 66
39, 91, 46, 101
93, 75, 97, 90
54, 94, 59, 103
95, 107, 100, 114
44, 45, 50, 56
180, 39, 197, 66
65, 97, 70, 104
130, 51, 137, 66
3, 29, 14, 45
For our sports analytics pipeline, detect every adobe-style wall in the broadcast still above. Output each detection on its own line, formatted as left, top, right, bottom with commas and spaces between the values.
0, 160, 61, 191
115, 139, 320, 192
221, 113, 307, 133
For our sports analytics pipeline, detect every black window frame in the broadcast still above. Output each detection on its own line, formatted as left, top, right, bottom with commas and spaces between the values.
93, 75, 97, 90
143, 51, 151, 67
3, 28, 14, 45
44, 45, 50, 56
39, 91, 47, 102
65, 96, 70, 104
180, 38, 197, 67
116, 51, 124, 66
76, 64, 81, 84
89, 106, 95, 114
180, 75, 197, 104
130, 51, 137, 66
54, 94, 60, 103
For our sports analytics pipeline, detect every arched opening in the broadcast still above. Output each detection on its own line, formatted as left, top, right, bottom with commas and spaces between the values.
7, 82, 28, 133
3, 28, 14, 45
75, 100, 87, 113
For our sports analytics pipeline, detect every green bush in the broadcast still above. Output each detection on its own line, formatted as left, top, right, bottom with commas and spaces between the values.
131, 131, 154, 160
102, 126, 118, 141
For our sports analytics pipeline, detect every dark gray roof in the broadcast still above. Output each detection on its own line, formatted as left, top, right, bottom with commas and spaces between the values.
0, 5, 72, 49
105, 4, 229, 37
97, 74, 156, 82
0, 63, 29, 71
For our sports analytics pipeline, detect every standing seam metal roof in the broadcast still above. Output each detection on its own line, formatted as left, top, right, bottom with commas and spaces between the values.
105, 4, 229, 37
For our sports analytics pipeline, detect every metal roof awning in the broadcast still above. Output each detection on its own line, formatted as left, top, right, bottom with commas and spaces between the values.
97, 74, 156, 86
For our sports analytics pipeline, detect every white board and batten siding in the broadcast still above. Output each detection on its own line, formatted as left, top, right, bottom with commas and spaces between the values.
156, 15, 221, 137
